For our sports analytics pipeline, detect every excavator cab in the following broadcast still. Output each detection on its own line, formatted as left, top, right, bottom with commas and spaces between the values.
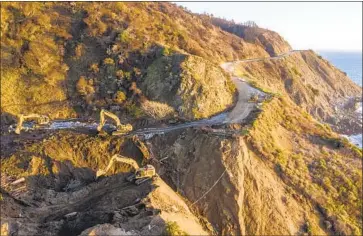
97, 109, 133, 135
127, 164, 156, 185
135, 165, 156, 179
14, 114, 50, 134
132, 165, 156, 185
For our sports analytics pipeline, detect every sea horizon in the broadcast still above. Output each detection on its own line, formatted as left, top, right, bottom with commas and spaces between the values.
317, 50, 362, 87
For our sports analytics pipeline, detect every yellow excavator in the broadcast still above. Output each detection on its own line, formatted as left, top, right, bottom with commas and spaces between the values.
97, 109, 133, 135
14, 114, 50, 134
96, 154, 156, 185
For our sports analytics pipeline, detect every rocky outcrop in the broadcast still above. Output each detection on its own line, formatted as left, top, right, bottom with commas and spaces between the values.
141, 54, 236, 120
209, 17, 292, 56
242, 28, 292, 56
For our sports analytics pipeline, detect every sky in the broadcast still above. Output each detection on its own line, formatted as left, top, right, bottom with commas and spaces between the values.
177, 2, 362, 52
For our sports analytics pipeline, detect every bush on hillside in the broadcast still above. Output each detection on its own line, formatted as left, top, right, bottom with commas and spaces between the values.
163, 221, 189, 236
113, 91, 127, 104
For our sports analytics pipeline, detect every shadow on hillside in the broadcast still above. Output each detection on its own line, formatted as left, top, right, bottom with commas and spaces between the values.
1, 153, 162, 236
0, 111, 17, 127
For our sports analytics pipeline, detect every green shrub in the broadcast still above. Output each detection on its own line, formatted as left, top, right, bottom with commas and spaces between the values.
113, 91, 127, 104
76, 76, 95, 96
90, 63, 100, 73
162, 47, 171, 56
126, 103, 144, 118
241, 129, 249, 136
163, 221, 189, 236
76, 76, 88, 95
118, 31, 130, 44
75, 44, 84, 58
103, 58, 115, 65
291, 66, 301, 77
116, 70, 124, 78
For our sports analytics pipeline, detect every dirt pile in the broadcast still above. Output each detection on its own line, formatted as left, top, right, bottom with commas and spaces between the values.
141, 54, 236, 120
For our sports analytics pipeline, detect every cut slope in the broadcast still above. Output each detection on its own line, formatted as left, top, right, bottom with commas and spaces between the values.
141, 54, 236, 120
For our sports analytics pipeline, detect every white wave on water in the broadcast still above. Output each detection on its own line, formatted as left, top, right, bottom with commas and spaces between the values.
349, 134, 362, 148
343, 134, 362, 148
356, 102, 362, 114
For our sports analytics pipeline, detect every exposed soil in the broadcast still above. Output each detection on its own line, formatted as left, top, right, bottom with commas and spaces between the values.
0, 130, 208, 235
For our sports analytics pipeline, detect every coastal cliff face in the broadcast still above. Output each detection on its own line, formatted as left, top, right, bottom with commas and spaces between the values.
233, 50, 362, 134
1, 2, 362, 236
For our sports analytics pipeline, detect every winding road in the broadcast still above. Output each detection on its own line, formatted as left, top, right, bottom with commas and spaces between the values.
12, 50, 301, 136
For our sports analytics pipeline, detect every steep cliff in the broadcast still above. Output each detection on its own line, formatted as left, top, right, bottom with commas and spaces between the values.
148, 97, 362, 235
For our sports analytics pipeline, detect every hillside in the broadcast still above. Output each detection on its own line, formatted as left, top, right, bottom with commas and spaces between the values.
204, 15, 292, 56
1, 2, 362, 236
1, 2, 267, 123
232, 50, 362, 134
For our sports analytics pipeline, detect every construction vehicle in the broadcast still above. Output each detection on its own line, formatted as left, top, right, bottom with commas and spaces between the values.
96, 154, 156, 185
132, 135, 150, 160
13, 114, 50, 134
248, 94, 259, 103
97, 109, 133, 135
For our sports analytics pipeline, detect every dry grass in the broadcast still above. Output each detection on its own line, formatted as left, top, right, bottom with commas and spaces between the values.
141, 100, 176, 120
247, 96, 362, 235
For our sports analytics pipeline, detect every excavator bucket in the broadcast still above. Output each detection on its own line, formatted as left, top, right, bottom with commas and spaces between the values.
112, 124, 133, 135
14, 114, 50, 134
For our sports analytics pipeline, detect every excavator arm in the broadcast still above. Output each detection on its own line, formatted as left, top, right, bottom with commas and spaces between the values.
96, 154, 140, 178
97, 109, 133, 134
97, 109, 122, 132
15, 114, 50, 134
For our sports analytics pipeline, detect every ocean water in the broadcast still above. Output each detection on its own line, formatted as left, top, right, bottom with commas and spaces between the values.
318, 51, 362, 86
318, 51, 362, 148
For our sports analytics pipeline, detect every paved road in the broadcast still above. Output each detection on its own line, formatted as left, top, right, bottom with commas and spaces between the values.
225, 78, 255, 124
13, 50, 301, 136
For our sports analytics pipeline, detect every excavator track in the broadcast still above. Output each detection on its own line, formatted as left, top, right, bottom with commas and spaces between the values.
135, 177, 152, 185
